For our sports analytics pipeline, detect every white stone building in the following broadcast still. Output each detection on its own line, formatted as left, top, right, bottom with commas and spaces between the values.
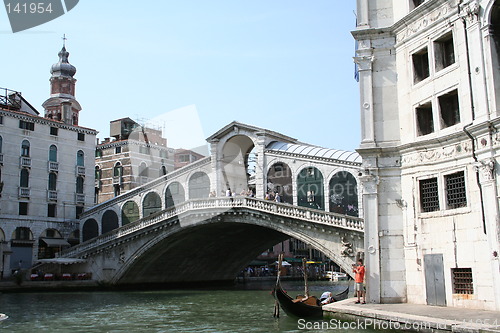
0, 46, 96, 278
354, 0, 500, 310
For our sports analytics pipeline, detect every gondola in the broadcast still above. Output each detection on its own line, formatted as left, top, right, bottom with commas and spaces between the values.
272, 254, 349, 318
272, 281, 349, 318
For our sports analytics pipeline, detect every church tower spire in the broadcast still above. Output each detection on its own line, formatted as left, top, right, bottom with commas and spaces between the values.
43, 37, 82, 125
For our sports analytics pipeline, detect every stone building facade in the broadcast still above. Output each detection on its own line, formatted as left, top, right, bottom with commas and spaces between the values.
95, 118, 174, 204
354, 0, 500, 310
0, 46, 96, 278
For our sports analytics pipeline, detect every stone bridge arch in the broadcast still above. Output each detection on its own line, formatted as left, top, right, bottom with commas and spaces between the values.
65, 198, 363, 285
109, 208, 362, 285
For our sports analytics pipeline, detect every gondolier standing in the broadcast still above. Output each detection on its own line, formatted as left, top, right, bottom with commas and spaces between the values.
353, 259, 366, 304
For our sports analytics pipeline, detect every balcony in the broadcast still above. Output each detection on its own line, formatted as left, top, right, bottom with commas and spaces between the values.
75, 193, 85, 204
20, 156, 31, 168
76, 166, 85, 176
48, 161, 59, 172
47, 190, 57, 201
112, 176, 122, 185
19, 187, 30, 198
95, 179, 102, 189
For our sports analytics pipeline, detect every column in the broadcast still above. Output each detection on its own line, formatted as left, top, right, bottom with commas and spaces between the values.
475, 159, 500, 310
354, 53, 375, 147
360, 171, 380, 303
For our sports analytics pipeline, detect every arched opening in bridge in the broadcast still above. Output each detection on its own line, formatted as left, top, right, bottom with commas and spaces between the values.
189, 171, 210, 199
102, 210, 119, 234
221, 135, 255, 195
82, 218, 98, 242
122, 200, 140, 225
10, 227, 34, 271
249, 237, 346, 279
165, 182, 185, 208
267, 162, 293, 204
38, 228, 68, 259
115, 215, 357, 285
143, 191, 162, 216
329, 171, 359, 217
297, 167, 324, 210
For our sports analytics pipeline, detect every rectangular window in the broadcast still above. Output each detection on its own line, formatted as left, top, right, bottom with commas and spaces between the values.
48, 203, 57, 217
95, 149, 102, 158
19, 202, 28, 215
19, 120, 35, 131
139, 145, 150, 154
416, 102, 434, 136
413, 47, 430, 83
159, 149, 168, 158
445, 171, 467, 209
115, 146, 122, 154
435, 33, 455, 71
419, 177, 439, 212
77, 133, 85, 141
439, 90, 460, 128
50, 126, 58, 136
452, 268, 473, 294
0, 115, 3, 124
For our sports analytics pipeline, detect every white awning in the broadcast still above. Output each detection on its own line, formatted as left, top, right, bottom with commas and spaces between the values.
41, 238, 70, 247
36, 258, 86, 265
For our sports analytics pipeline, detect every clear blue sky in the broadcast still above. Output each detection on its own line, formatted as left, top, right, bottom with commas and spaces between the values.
1, 1, 360, 151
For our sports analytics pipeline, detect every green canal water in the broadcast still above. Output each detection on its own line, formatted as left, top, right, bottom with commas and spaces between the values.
0, 281, 382, 332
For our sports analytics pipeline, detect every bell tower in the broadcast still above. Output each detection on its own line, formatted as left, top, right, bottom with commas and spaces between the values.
43, 37, 82, 125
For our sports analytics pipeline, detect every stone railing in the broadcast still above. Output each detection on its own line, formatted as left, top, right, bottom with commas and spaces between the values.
61, 196, 363, 259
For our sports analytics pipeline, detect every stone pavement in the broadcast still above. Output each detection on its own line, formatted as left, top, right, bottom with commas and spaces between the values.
323, 298, 500, 332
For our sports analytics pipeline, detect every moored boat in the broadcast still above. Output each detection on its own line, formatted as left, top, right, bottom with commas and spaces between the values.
0, 313, 8, 322
272, 254, 349, 318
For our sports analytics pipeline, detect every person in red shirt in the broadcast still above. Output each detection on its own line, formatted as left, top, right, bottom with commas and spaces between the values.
353, 259, 366, 304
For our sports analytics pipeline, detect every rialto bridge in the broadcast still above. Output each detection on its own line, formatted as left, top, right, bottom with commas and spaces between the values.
55, 122, 365, 285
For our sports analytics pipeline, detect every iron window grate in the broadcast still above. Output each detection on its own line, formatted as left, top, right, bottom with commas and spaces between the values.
452, 268, 473, 294
419, 177, 439, 212
445, 171, 467, 209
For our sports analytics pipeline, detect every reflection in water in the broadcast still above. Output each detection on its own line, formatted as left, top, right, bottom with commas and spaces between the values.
0, 281, 377, 333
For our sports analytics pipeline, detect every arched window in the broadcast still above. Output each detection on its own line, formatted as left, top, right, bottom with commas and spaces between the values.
76, 150, 84, 166
139, 162, 148, 177
189, 172, 210, 199
142, 192, 162, 216
161, 165, 167, 176
329, 172, 358, 217
122, 201, 140, 225
165, 182, 185, 208
297, 167, 324, 210
21, 140, 30, 157
76, 176, 84, 194
102, 210, 119, 234
20, 169, 29, 188
267, 162, 293, 204
48, 172, 57, 191
114, 162, 123, 177
95, 166, 101, 181
49, 145, 57, 162
82, 219, 98, 241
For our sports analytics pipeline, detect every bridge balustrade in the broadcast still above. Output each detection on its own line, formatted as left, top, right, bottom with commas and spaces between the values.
62, 196, 363, 259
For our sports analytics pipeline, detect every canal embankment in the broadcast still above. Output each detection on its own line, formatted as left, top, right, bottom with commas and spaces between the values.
323, 298, 500, 332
